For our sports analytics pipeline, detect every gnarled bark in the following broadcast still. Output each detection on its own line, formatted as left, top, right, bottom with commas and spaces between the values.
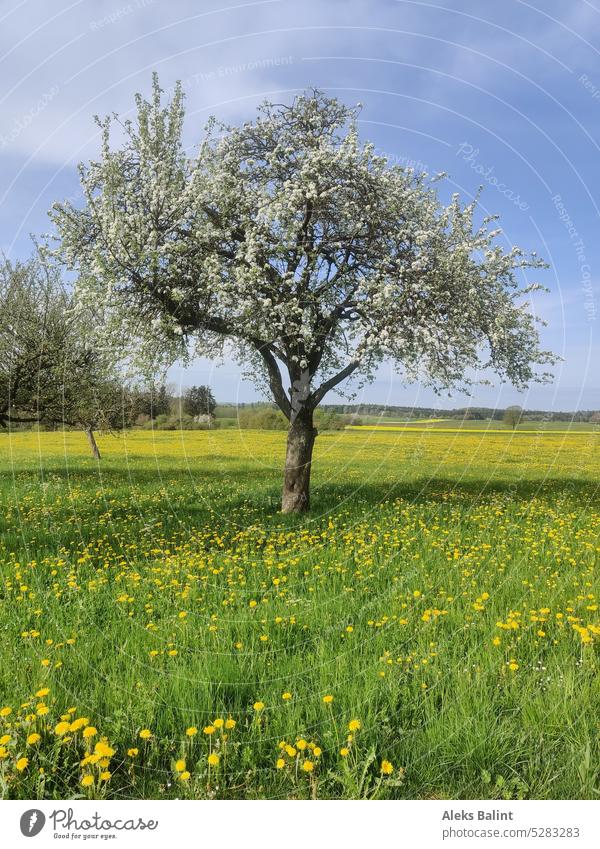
281, 410, 317, 513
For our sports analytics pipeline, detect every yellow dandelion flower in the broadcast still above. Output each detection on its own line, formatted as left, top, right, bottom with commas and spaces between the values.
276, 758, 285, 769
185, 726, 198, 737
16, 757, 29, 771
0, 707, 11, 717
27, 733, 41, 745
81, 774, 94, 787
253, 701, 264, 712
348, 719, 361, 732
83, 726, 97, 739
139, 729, 152, 740
99, 771, 111, 782
322, 695, 334, 704
224, 718, 236, 730
203, 725, 215, 735
207, 753, 220, 766
380, 760, 394, 775
302, 760, 315, 772
94, 741, 115, 758
213, 718, 224, 729
35, 688, 50, 698
174, 759, 186, 772
127, 748, 139, 757
340, 747, 349, 757
179, 770, 191, 781
54, 721, 71, 736
282, 692, 292, 700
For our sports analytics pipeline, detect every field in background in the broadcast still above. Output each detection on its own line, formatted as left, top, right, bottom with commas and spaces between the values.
348, 417, 600, 432
0, 429, 598, 800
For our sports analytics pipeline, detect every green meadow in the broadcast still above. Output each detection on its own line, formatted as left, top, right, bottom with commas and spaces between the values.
0, 428, 598, 799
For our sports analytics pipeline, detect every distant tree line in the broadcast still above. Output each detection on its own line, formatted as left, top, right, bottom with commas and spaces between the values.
317, 403, 600, 423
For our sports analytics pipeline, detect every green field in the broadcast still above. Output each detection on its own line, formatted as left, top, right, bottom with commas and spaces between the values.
0, 428, 598, 799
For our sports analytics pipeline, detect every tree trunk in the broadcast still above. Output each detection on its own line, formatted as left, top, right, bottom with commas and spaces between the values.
281, 410, 317, 513
85, 426, 101, 460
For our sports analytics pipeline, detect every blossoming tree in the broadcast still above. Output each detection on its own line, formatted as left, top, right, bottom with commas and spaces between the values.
0, 254, 134, 458
51, 77, 553, 512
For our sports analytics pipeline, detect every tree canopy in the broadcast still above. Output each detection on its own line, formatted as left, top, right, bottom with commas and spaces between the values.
50, 77, 554, 509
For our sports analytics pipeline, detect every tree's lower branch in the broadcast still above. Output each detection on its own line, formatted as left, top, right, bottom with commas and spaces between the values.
0, 413, 45, 426
309, 360, 360, 408
251, 340, 292, 420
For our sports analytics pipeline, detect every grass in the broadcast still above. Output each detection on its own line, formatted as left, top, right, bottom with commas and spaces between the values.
0, 427, 598, 800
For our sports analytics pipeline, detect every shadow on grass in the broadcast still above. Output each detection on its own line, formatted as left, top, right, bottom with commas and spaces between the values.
4, 461, 597, 544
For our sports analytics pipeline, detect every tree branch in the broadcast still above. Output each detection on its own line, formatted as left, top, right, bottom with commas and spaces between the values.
309, 360, 360, 408
0, 413, 45, 426
250, 339, 292, 420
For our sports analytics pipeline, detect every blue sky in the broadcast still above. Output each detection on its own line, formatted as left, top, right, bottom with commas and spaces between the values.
1, 0, 599, 410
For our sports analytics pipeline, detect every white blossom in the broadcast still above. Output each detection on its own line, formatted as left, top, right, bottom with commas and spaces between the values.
50, 78, 554, 418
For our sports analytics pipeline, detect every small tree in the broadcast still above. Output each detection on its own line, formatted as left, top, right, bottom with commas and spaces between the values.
182, 385, 216, 418
154, 384, 172, 417
0, 255, 133, 457
51, 78, 554, 511
0, 256, 67, 429
503, 405, 523, 430
57, 375, 135, 459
